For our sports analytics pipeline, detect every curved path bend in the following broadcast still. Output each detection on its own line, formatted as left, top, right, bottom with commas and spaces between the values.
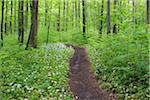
67, 45, 116, 100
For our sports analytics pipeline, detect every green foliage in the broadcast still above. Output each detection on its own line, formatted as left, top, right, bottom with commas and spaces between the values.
87, 33, 149, 99
38, 25, 87, 46
0, 0, 149, 99
0, 43, 74, 99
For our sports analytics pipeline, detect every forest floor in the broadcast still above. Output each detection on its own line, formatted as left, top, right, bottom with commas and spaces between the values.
67, 45, 116, 100
66, 44, 116, 100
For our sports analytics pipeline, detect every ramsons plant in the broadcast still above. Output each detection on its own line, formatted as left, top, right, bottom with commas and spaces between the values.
87, 33, 149, 99
0, 43, 74, 99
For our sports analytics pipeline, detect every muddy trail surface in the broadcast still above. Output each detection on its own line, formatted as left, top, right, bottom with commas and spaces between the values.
67, 45, 116, 100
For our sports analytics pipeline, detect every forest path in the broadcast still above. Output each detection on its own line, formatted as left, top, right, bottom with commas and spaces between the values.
66, 45, 116, 100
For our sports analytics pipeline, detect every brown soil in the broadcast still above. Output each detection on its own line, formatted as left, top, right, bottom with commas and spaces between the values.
67, 45, 116, 100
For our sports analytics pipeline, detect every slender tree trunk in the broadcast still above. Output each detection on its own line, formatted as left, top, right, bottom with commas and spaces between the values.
18, 0, 24, 43
106, 0, 111, 34
25, 0, 38, 49
10, 0, 13, 34
75, 0, 78, 28
86, 0, 90, 33
25, 0, 29, 32
57, 0, 61, 32
72, 0, 74, 28
147, 0, 150, 32
21, 0, 24, 43
46, 1, 52, 44
14, 0, 16, 33
93, 0, 96, 32
46, 23, 50, 44
66, 0, 69, 31
1, 0, 4, 47
78, 0, 81, 31
99, 0, 104, 34
5, 0, 8, 34
132, 0, 136, 32
45, 0, 48, 26
63, 0, 66, 31
53, 9, 57, 31
118, 0, 122, 32
18, 0, 20, 42
119, 0, 122, 24
113, 0, 117, 34
82, 0, 86, 35
49, 0, 52, 31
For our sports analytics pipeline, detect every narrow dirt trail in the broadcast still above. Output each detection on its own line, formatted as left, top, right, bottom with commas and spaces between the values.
67, 45, 116, 100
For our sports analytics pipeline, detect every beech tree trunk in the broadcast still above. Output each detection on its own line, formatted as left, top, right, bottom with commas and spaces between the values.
147, 0, 150, 31
10, 0, 13, 34
25, 0, 38, 49
46, 1, 52, 44
5, 0, 8, 34
113, 0, 117, 34
57, 0, 61, 32
75, 0, 78, 28
18, 0, 24, 43
45, 0, 48, 26
93, 0, 96, 32
78, 0, 81, 31
82, 0, 86, 35
1, 0, 4, 47
132, 0, 136, 32
63, 0, 66, 31
118, 0, 122, 31
25, 0, 29, 32
66, 0, 69, 31
72, 0, 75, 28
14, 0, 17, 33
99, 0, 104, 34
106, 0, 111, 34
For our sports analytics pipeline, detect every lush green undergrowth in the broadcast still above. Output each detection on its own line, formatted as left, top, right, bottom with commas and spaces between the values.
0, 43, 74, 99
1, 29, 149, 100
38, 26, 88, 45
87, 33, 149, 99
